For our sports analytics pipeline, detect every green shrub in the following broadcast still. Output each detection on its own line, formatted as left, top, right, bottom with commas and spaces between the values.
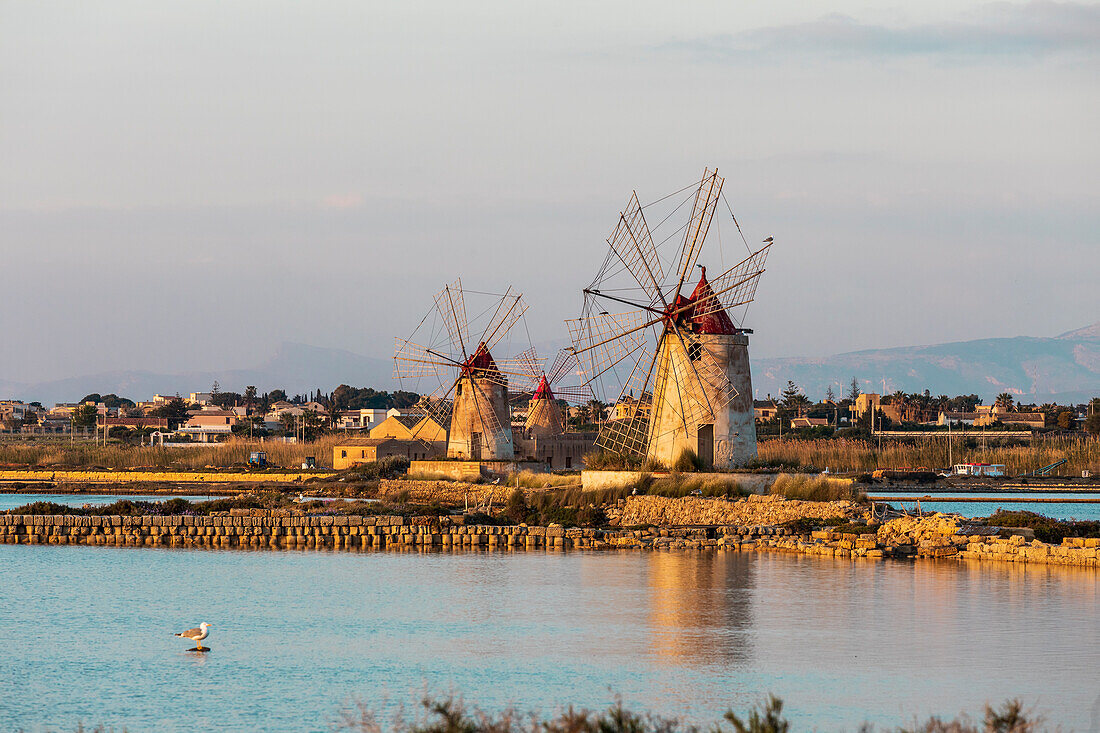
342, 456, 410, 481
984, 510, 1100, 544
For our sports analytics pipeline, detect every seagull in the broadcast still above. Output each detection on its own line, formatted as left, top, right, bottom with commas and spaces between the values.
175, 622, 212, 651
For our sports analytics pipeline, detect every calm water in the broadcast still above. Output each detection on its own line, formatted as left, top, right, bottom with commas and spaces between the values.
872, 492, 1100, 521
1, 547, 1097, 732
0, 493, 222, 510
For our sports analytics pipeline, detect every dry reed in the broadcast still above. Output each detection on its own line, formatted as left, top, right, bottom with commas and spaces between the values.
756, 436, 1100, 476
0, 436, 346, 470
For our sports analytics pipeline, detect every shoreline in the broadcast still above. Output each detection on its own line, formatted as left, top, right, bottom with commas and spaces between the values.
3, 512, 1096, 567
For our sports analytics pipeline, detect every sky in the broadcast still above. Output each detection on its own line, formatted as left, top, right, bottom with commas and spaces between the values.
1, 0, 1098, 384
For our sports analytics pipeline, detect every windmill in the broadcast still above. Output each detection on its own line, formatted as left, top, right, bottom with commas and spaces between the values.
566, 168, 771, 468
515, 348, 595, 437
394, 280, 532, 460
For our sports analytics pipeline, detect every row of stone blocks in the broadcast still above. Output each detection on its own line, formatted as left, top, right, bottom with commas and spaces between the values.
959, 534, 1100, 566
3, 514, 1097, 566
0, 514, 634, 550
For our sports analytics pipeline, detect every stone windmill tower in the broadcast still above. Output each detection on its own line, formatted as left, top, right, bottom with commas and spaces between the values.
516, 348, 594, 437
567, 168, 772, 469
394, 281, 531, 461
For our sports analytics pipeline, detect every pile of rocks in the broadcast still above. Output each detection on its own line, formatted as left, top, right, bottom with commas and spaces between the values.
874, 514, 968, 558
617, 493, 859, 527
960, 535, 1099, 566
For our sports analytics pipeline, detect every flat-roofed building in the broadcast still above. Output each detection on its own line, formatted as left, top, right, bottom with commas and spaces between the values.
332, 437, 440, 470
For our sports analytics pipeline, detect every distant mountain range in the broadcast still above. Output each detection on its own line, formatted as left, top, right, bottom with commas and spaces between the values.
752, 322, 1100, 404
3, 324, 1099, 406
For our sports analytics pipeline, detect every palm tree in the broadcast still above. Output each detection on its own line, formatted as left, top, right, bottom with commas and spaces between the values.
995, 393, 1015, 411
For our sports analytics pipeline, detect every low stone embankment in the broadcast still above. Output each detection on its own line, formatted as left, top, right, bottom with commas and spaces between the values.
3, 494, 1096, 567
2, 510, 1094, 566
617, 494, 858, 526
0, 513, 659, 551
0, 469, 313, 484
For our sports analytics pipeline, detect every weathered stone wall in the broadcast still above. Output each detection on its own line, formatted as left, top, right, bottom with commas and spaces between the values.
960, 535, 1100, 565
377, 479, 490, 506
619, 494, 859, 527
1, 511, 1095, 566
580, 471, 850, 494
408, 461, 549, 481
0, 513, 639, 551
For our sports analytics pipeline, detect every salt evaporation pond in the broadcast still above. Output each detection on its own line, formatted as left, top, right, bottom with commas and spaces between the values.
872, 491, 1100, 521
0, 493, 222, 511
0, 545, 1096, 732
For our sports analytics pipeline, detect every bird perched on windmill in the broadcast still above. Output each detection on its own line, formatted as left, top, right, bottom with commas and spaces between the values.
175, 621, 212, 652
567, 167, 772, 469
394, 280, 534, 461
515, 348, 594, 437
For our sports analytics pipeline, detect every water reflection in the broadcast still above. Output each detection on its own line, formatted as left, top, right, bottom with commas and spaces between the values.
1, 545, 1097, 732
647, 551, 754, 667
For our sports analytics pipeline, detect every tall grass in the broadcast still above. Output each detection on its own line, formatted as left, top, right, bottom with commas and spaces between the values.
509, 470, 579, 489
0, 436, 345, 470
649, 472, 745, 498
768, 473, 865, 502
756, 436, 1100, 476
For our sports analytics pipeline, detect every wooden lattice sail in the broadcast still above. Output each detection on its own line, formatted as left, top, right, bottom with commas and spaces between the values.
515, 348, 594, 437
566, 168, 772, 468
394, 280, 531, 460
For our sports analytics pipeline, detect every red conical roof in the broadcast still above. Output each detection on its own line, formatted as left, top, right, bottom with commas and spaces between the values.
687, 266, 737, 335
464, 342, 500, 375
532, 374, 554, 401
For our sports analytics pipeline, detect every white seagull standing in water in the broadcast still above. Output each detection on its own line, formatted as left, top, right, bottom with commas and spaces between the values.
175, 622, 212, 651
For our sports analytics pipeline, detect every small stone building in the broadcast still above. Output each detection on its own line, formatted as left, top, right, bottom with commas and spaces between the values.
332, 438, 440, 470
513, 431, 597, 470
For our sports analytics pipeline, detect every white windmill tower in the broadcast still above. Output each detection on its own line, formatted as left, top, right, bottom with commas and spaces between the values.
515, 348, 594, 437
566, 168, 772, 468
394, 280, 532, 461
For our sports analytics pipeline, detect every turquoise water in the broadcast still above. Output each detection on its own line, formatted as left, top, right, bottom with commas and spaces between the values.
0, 493, 222, 510
1, 546, 1096, 732
872, 492, 1100, 521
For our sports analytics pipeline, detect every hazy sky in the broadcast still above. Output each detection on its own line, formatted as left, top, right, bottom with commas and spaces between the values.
2, 0, 1097, 383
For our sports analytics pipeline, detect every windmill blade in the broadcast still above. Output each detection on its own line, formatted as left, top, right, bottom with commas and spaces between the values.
596, 340, 661, 458
410, 381, 458, 427
479, 290, 529, 352
566, 311, 652, 385
393, 338, 457, 381
665, 324, 719, 428
674, 168, 724, 296
596, 411, 651, 459
546, 348, 579, 386
512, 346, 544, 384
607, 191, 666, 306
691, 243, 771, 322
550, 385, 595, 406
434, 280, 470, 359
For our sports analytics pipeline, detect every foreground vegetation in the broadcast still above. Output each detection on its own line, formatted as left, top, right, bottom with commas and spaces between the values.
755, 436, 1100, 475
45, 693, 1041, 733
335, 694, 1038, 733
